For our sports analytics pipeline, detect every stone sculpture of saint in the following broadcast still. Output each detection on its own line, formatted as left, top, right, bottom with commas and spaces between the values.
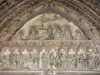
89, 52, 100, 69
40, 49, 48, 69
96, 53, 100, 69
53, 24, 62, 40
30, 49, 39, 70
62, 25, 72, 40
29, 26, 38, 40
1, 49, 11, 68
77, 49, 84, 70
12, 49, 20, 69
87, 49, 95, 69
47, 25, 54, 40
58, 49, 67, 70
75, 29, 85, 40
49, 49, 57, 69
21, 49, 31, 70
67, 49, 76, 70
0, 51, 3, 69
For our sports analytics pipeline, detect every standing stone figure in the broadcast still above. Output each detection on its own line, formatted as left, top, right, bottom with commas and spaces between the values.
75, 29, 85, 40
62, 25, 72, 40
96, 53, 100, 69
87, 49, 95, 69
30, 49, 39, 70
58, 49, 67, 70
49, 49, 56, 69
1, 49, 11, 68
53, 24, 62, 40
90, 52, 99, 69
40, 49, 48, 69
21, 49, 31, 70
12, 49, 20, 69
77, 49, 84, 70
67, 49, 76, 70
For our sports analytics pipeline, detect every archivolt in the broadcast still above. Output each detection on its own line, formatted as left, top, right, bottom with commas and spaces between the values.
0, 0, 100, 45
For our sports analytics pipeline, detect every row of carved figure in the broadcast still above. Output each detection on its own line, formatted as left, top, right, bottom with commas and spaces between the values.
0, 48, 100, 70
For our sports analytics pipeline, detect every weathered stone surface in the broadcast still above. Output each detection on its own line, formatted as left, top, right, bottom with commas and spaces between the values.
0, 0, 100, 75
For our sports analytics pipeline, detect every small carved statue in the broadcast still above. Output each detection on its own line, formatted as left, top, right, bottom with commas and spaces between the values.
67, 49, 76, 70
40, 49, 48, 69
12, 49, 20, 69
49, 49, 56, 69
21, 49, 31, 70
30, 49, 39, 70
77, 49, 85, 70
1, 48, 11, 68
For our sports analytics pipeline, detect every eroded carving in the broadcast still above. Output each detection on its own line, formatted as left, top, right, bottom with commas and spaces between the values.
12, 13, 87, 41
0, 41, 99, 71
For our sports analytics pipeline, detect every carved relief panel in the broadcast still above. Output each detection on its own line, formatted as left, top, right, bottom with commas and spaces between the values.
0, 41, 99, 71
12, 13, 87, 41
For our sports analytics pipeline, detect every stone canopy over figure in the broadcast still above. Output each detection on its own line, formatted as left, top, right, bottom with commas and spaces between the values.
0, 41, 99, 71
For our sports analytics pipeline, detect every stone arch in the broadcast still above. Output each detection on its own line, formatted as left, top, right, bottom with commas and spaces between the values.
0, 0, 100, 51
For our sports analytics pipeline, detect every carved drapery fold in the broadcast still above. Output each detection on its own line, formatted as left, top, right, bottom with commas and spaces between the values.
0, 40, 99, 71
